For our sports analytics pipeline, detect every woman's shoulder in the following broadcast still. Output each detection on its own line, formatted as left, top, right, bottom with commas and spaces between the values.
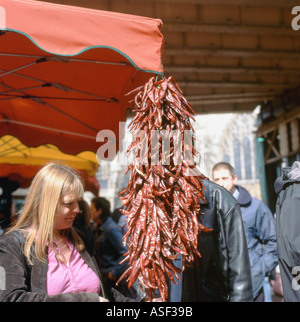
0, 230, 26, 249
0, 230, 30, 275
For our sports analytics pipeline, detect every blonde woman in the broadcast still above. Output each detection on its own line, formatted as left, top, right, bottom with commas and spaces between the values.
0, 162, 108, 302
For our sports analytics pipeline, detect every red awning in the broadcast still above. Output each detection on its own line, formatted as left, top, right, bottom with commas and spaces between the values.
0, 0, 164, 155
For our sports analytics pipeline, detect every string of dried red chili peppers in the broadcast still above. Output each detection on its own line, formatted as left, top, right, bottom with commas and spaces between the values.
116, 76, 211, 302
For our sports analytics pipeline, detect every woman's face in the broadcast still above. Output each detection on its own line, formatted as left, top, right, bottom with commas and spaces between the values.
55, 193, 80, 231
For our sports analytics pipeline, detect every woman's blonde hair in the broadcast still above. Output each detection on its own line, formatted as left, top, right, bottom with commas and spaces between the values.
8, 162, 85, 264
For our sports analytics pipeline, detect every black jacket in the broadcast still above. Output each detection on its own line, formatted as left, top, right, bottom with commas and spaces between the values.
0, 230, 104, 302
274, 161, 300, 302
171, 179, 253, 302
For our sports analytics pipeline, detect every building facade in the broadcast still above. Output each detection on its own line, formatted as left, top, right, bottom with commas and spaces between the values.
96, 112, 261, 210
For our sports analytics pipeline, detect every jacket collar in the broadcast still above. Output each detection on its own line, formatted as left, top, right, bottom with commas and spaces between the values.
235, 185, 252, 207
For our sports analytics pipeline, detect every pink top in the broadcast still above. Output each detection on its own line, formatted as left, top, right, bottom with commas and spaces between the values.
46, 239, 101, 296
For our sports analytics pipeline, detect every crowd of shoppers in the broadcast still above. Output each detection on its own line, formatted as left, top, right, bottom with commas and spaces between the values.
0, 162, 143, 302
0, 159, 296, 302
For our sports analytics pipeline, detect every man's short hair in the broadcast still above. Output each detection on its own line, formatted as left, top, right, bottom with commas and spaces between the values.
212, 162, 236, 177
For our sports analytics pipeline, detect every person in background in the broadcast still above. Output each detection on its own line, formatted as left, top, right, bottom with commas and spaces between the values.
91, 196, 143, 302
0, 178, 19, 232
112, 192, 128, 236
73, 199, 94, 252
212, 161, 278, 302
274, 161, 300, 301
169, 173, 253, 302
0, 162, 108, 302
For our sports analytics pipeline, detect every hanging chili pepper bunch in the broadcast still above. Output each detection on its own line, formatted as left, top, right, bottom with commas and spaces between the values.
116, 76, 211, 302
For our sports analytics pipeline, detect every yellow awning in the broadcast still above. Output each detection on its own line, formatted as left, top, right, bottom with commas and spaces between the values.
0, 135, 99, 177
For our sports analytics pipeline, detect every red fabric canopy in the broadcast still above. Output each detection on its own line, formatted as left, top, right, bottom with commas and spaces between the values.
1, 0, 164, 71
0, 0, 164, 155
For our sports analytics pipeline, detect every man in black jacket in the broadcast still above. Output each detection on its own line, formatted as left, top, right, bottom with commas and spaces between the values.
274, 161, 300, 302
212, 162, 277, 302
169, 178, 253, 302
